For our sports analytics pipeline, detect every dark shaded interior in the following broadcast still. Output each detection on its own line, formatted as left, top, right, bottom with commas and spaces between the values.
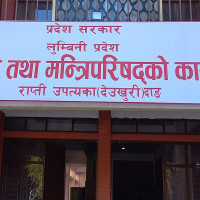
112, 143, 163, 200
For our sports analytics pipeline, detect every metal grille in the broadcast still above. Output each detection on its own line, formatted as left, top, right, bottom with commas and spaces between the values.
15, 0, 52, 20
163, 0, 200, 20
1, 0, 53, 20
1, 0, 159, 20
56, 0, 159, 20
0, 0, 200, 20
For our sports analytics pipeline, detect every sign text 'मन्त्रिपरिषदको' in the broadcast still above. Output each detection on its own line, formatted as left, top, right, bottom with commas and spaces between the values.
0, 22, 199, 103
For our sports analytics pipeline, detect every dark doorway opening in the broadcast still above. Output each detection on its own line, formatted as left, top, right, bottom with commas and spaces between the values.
112, 143, 163, 200
0, 139, 97, 200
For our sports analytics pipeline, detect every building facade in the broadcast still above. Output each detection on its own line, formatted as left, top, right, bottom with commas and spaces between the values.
1, 1, 200, 200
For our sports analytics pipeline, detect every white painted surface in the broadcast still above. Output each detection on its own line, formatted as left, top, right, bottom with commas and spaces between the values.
2, 106, 200, 119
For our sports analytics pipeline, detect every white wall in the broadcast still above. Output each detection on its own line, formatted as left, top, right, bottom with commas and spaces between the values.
2, 106, 200, 119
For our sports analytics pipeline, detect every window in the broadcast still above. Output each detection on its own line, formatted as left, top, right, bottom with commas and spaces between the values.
5, 117, 98, 132
56, 0, 159, 21
162, 0, 200, 21
165, 143, 200, 200
1, 139, 45, 200
16, 0, 52, 20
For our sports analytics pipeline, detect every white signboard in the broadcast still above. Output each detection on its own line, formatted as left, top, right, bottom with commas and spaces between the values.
0, 21, 199, 104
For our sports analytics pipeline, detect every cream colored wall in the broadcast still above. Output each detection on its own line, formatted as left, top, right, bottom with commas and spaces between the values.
64, 150, 87, 200
2, 105, 200, 119
1, 101, 200, 111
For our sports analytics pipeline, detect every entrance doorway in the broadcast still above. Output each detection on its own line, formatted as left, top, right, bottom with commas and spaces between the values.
112, 143, 163, 200
0, 139, 97, 200
2, 139, 200, 200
